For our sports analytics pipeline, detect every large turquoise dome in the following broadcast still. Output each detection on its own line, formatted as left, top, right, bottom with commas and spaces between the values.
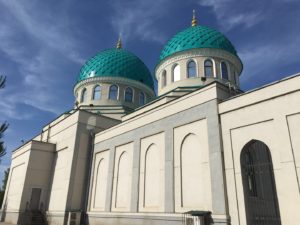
159, 25, 238, 61
78, 48, 154, 89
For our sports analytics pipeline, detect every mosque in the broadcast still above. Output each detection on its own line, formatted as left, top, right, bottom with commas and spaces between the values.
1, 12, 300, 225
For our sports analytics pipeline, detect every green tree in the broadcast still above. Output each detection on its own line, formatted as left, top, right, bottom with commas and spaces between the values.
0, 75, 8, 157
0, 168, 10, 206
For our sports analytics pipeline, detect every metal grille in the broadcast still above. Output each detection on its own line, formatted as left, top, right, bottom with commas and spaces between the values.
241, 140, 282, 225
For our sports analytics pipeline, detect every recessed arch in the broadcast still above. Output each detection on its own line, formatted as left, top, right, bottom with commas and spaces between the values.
109, 84, 119, 100
240, 139, 281, 225
115, 151, 130, 208
81, 88, 87, 103
124, 87, 133, 102
93, 158, 106, 208
139, 92, 145, 106
172, 64, 180, 82
143, 144, 160, 207
161, 70, 167, 87
220, 61, 229, 80
180, 133, 203, 207
92, 85, 101, 100
187, 60, 197, 78
204, 59, 214, 77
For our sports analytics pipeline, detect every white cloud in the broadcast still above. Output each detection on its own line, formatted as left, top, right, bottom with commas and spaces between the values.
198, 0, 264, 30
110, 0, 170, 43
0, 0, 84, 64
0, 0, 82, 119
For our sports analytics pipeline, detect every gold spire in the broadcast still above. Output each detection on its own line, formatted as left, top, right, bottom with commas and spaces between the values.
116, 35, 122, 49
191, 9, 197, 27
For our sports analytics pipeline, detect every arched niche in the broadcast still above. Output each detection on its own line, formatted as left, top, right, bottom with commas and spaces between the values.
115, 151, 130, 208
180, 133, 204, 208
94, 158, 107, 209
144, 144, 160, 207
240, 140, 281, 225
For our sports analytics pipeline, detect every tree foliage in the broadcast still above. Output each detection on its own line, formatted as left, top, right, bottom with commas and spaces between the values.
0, 75, 8, 157
0, 75, 5, 89
0, 168, 10, 206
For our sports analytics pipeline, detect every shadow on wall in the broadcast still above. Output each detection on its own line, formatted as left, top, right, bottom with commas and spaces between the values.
0, 201, 50, 225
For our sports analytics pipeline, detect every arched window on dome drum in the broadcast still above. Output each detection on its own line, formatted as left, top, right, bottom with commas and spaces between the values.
81, 88, 87, 103
234, 72, 239, 85
204, 59, 213, 77
109, 85, 118, 100
187, 61, 196, 78
125, 87, 133, 102
162, 70, 167, 87
93, 85, 101, 100
173, 64, 180, 82
139, 92, 145, 106
221, 62, 229, 80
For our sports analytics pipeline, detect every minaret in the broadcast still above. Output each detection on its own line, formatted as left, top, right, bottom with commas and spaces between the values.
116, 35, 122, 49
191, 9, 198, 27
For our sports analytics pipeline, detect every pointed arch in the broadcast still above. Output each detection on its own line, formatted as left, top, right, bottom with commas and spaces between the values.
143, 144, 160, 207
81, 88, 87, 103
109, 84, 118, 100
161, 70, 167, 87
115, 151, 130, 208
172, 64, 180, 82
124, 87, 133, 102
204, 59, 213, 77
93, 85, 101, 100
94, 158, 106, 208
139, 92, 145, 106
240, 140, 281, 225
180, 133, 203, 207
221, 62, 229, 80
187, 60, 197, 78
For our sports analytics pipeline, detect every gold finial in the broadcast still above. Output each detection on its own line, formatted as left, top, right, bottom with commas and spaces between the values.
116, 35, 122, 49
191, 9, 197, 27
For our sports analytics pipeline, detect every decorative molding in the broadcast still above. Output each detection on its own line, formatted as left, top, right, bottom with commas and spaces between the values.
74, 76, 155, 97
155, 48, 243, 79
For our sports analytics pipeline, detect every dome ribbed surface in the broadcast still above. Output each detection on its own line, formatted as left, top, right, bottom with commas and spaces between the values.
159, 25, 237, 61
78, 49, 154, 89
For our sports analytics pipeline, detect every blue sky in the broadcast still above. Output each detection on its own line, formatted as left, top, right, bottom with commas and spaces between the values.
0, 0, 300, 181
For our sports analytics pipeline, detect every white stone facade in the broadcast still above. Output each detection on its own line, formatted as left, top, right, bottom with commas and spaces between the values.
1, 23, 300, 225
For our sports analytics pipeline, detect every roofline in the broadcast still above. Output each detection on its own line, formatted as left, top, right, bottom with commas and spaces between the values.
221, 72, 300, 103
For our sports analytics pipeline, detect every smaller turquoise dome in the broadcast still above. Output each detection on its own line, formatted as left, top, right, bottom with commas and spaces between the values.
159, 25, 238, 61
78, 49, 154, 89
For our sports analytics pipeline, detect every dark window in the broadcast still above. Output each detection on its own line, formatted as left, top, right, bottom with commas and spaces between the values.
204, 59, 213, 77
162, 70, 167, 87
93, 85, 101, 100
221, 62, 229, 80
241, 140, 282, 225
125, 87, 133, 102
81, 88, 87, 103
139, 92, 145, 106
109, 85, 118, 100
187, 61, 196, 78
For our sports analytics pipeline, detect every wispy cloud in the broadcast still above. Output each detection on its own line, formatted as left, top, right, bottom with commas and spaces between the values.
109, 0, 170, 44
0, 0, 84, 64
197, 0, 265, 30
240, 35, 300, 86
0, 0, 84, 119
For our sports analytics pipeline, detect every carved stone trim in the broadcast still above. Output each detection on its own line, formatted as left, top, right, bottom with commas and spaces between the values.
74, 76, 155, 97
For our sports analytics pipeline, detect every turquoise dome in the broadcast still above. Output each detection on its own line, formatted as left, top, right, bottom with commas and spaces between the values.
159, 25, 238, 61
78, 48, 154, 89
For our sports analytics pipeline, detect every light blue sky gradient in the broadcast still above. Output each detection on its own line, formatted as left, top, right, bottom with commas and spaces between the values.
0, 0, 299, 181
